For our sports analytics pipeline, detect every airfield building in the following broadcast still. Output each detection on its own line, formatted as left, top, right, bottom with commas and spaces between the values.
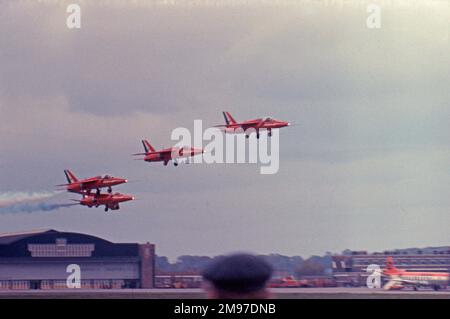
0, 229, 155, 289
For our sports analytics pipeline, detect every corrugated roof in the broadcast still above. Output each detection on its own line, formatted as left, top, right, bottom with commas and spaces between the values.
0, 229, 58, 245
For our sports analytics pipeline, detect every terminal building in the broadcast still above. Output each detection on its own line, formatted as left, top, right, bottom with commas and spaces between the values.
0, 229, 155, 289
332, 248, 450, 286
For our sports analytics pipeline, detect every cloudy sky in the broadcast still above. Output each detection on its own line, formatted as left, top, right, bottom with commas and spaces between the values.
0, 0, 449, 259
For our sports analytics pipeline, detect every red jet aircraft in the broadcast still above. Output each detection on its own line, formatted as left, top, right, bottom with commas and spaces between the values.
383, 257, 449, 291
215, 111, 290, 139
133, 140, 204, 166
58, 170, 128, 195
73, 193, 134, 212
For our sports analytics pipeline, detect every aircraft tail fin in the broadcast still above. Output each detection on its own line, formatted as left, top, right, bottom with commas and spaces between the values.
142, 140, 156, 153
384, 257, 400, 273
223, 111, 237, 125
64, 170, 78, 184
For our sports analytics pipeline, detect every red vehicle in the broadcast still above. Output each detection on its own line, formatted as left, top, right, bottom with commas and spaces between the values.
73, 193, 134, 212
269, 276, 301, 288
133, 139, 204, 166
215, 111, 290, 139
58, 170, 127, 195
269, 276, 337, 288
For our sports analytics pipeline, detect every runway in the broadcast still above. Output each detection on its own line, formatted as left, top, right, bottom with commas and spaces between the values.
1, 287, 450, 299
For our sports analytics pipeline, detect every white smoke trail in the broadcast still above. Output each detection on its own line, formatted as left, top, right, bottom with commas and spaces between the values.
0, 202, 77, 214
0, 191, 74, 214
0, 191, 61, 207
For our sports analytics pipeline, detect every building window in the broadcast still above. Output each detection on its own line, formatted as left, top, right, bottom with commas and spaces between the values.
56, 238, 67, 247
28, 243, 95, 257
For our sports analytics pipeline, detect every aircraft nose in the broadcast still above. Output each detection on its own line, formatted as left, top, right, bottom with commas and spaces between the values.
124, 179, 128, 183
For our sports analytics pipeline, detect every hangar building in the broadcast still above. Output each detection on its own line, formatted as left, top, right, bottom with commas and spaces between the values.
0, 229, 155, 289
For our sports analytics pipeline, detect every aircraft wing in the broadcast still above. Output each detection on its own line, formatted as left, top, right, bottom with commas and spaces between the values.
158, 149, 174, 154
243, 119, 261, 125
383, 279, 402, 290
255, 118, 272, 129
56, 179, 98, 187
68, 189, 91, 195
133, 150, 171, 156
383, 276, 425, 290
80, 180, 100, 187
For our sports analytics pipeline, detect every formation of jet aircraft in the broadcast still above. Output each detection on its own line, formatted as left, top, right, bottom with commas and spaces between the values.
60, 112, 290, 212
59, 170, 133, 212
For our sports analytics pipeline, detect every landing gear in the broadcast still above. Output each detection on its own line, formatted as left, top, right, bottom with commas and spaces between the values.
107, 187, 112, 193
256, 132, 260, 139
163, 161, 168, 166
246, 135, 250, 139
174, 161, 179, 167
105, 207, 109, 212
96, 189, 100, 195
268, 129, 272, 137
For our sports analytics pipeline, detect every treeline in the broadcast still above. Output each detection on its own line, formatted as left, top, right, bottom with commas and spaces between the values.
156, 253, 333, 277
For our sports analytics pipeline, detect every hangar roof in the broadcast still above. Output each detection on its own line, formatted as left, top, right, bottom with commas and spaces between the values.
0, 229, 58, 245
0, 229, 141, 258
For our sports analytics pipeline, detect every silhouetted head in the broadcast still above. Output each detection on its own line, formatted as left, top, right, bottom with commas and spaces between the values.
202, 253, 273, 299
